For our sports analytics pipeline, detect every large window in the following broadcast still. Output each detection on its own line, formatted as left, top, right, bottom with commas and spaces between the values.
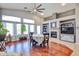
2, 15, 21, 22
3, 22, 6, 27
30, 25, 34, 32
6, 23, 14, 36
24, 24, 29, 34
16, 24, 21, 35
37, 26, 41, 34
23, 19, 34, 24
2, 15, 36, 36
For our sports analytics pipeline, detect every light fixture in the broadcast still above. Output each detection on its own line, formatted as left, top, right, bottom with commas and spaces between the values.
61, 3, 66, 6
34, 9, 37, 12
40, 13, 44, 15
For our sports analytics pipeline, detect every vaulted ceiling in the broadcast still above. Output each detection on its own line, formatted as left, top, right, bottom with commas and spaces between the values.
0, 3, 77, 18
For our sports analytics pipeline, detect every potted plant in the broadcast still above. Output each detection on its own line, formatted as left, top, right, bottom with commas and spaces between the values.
0, 20, 8, 42
19, 23, 27, 40
21, 23, 26, 34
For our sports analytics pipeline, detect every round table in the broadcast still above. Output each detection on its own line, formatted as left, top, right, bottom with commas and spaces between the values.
33, 34, 44, 45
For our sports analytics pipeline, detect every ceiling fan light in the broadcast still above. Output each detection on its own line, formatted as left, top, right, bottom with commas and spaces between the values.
40, 13, 44, 15
34, 9, 36, 12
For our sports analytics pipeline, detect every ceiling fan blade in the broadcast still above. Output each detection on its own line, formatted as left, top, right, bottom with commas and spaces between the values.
36, 4, 42, 9
25, 10, 30, 11
37, 10, 43, 13
37, 8, 45, 10
25, 10, 32, 12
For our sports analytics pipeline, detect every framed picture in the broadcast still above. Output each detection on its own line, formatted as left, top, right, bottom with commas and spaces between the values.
51, 22, 57, 28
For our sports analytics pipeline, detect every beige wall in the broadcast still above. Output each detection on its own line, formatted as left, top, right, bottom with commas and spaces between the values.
32, 15, 44, 25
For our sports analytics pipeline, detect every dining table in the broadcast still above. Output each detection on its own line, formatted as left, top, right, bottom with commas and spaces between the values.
33, 34, 44, 45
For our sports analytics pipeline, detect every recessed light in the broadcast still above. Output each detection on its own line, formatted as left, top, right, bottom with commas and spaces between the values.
61, 3, 66, 6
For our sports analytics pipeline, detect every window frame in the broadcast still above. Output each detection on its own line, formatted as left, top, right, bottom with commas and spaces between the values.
23, 18, 35, 24
2, 15, 21, 22
2, 15, 37, 36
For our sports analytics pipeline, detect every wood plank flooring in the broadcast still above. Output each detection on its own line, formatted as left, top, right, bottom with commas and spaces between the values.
5, 40, 73, 56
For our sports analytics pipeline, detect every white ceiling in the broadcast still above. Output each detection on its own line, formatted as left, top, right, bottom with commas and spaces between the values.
0, 3, 77, 18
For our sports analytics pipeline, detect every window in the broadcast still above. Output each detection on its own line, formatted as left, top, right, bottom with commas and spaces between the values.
2, 15, 21, 22
23, 24, 29, 34
2, 15, 36, 35
6, 23, 14, 36
16, 24, 21, 35
37, 26, 41, 34
3, 22, 6, 27
30, 25, 34, 32
23, 19, 34, 24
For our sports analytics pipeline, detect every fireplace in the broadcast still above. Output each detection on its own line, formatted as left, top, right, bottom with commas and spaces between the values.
51, 31, 57, 38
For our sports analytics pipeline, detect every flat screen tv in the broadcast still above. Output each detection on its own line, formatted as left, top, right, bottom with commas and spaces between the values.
61, 27, 74, 34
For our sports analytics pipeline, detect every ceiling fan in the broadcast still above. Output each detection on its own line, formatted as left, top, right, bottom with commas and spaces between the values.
24, 4, 45, 15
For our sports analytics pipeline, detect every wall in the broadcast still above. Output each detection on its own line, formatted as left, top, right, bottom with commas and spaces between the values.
46, 15, 76, 40
43, 4, 78, 43
43, 3, 76, 17
75, 4, 79, 43
0, 8, 2, 20
51, 3, 75, 13
43, 9, 76, 43
0, 8, 44, 35
1, 8, 44, 25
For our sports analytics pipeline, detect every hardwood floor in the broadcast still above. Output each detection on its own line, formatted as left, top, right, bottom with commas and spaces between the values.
30, 42, 73, 56
5, 40, 73, 56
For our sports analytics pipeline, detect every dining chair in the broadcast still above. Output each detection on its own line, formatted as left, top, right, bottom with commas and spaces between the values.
29, 32, 38, 47
40, 33, 49, 47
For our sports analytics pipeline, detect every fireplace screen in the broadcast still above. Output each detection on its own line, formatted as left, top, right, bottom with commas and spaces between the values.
51, 31, 57, 38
